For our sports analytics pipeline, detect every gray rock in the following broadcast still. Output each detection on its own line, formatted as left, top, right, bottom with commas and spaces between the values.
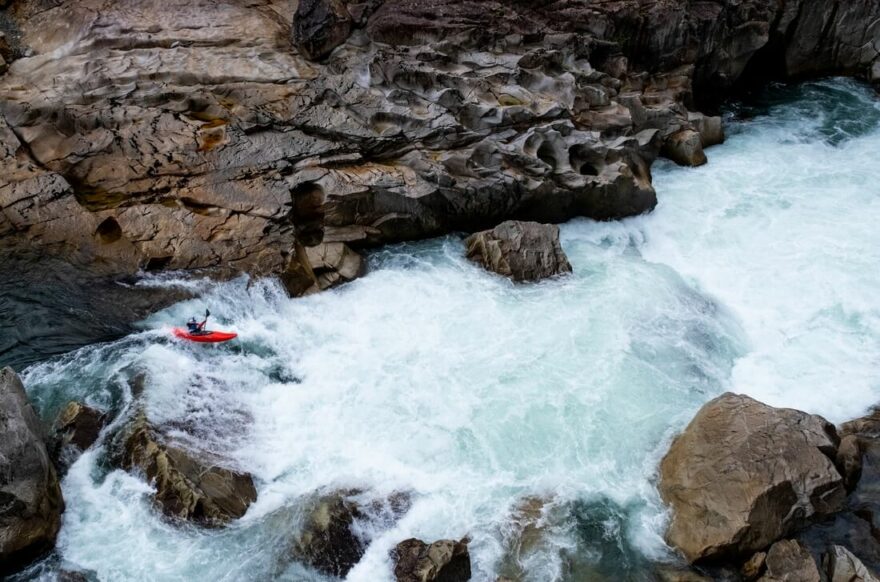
825, 545, 880, 582
393, 538, 471, 582
466, 221, 572, 282
759, 540, 820, 582
659, 393, 845, 563
0, 367, 64, 575
837, 434, 863, 492
292, 0, 353, 61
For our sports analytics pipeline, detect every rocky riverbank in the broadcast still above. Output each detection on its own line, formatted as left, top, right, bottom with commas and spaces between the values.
1, 0, 878, 294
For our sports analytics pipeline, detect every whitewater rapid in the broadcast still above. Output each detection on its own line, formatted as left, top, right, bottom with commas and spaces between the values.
16, 78, 880, 581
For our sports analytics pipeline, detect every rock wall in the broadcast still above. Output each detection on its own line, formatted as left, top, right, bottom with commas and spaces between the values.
0, 0, 877, 286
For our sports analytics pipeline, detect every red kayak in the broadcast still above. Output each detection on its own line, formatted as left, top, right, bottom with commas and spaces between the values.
172, 328, 238, 343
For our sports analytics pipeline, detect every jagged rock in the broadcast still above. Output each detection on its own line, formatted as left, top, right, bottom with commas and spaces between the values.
112, 411, 256, 527
659, 393, 846, 563
825, 545, 880, 582
293, 489, 411, 577
292, 0, 352, 61
759, 540, 820, 582
662, 130, 707, 167
742, 552, 767, 580
465, 221, 572, 282
50, 401, 107, 474
0, 367, 64, 575
393, 538, 471, 582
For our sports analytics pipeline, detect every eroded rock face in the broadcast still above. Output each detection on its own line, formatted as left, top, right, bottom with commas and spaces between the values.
0, 0, 877, 283
659, 393, 846, 563
393, 538, 472, 582
466, 221, 572, 282
0, 367, 64, 575
112, 412, 256, 527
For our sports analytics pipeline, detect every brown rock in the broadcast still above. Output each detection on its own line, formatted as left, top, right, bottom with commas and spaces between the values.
759, 540, 820, 582
280, 241, 364, 297
659, 393, 846, 563
825, 545, 880, 582
688, 113, 725, 148
0, 367, 64, 575
393, 538, 471, 582
465, 221, 572, 282
292, 0, 352, 61
112, 412, 256, 527
662, 130, 708, 167
742, 551, 767, 580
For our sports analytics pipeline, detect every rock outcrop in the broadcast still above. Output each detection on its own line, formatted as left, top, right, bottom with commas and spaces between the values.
466, 221, 572, 282
0, 367, 64, 575
111, 411, 256, 527
50, 401, 107, 475
659, 393, 846, 563
393, 538, 472, 582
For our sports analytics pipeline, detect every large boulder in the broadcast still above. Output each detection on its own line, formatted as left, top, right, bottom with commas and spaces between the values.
659, 393, 846, 563
112, 412, 256, 527
280, 241, 364, 297
393, 538, 472, 582
292, 0, 352, 61
662, 129, 708, 167
50, 401, 107, 475
465, 221, 572, 282
0, 367, 64, 574
759, 539, 820, 582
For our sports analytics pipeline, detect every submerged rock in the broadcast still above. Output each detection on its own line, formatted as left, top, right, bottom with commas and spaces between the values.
393, 537, 472, 582
112, 412, 256, 527
759, 539, 820, 582
465, 221, 572, 282
659, 393, 845, 563
50, 401, 107, 475
0, 367, 64, 575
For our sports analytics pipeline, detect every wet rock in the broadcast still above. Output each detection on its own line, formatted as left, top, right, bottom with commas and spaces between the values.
292, 0, 352, 61
659, 393, 846, 563
825, 545, 880, 582
293, 489, 411, 577
465, 221, 572, 282
112, 412, 256, 527
393, 538, 471, 582
688, 113, 725, 148
662, 130, 707, 167
0, 367, 64, 575
759, 540, 820, 582
50, 401, 107, 474
655, 566, 713, 582
742, 551, 767, 580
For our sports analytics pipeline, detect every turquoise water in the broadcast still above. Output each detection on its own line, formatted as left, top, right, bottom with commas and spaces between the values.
13, 78, 880, 581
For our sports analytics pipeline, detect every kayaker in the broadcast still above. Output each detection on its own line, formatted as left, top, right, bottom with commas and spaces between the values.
186, 313, 208, 334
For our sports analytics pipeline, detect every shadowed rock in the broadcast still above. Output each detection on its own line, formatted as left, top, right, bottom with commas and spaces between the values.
659, 393, 845, 563
466, 221, 572, 282
393, 537, 471, 582
112, 412, 256, 527
0, 367, 64, 575
292, 0, 352, 61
